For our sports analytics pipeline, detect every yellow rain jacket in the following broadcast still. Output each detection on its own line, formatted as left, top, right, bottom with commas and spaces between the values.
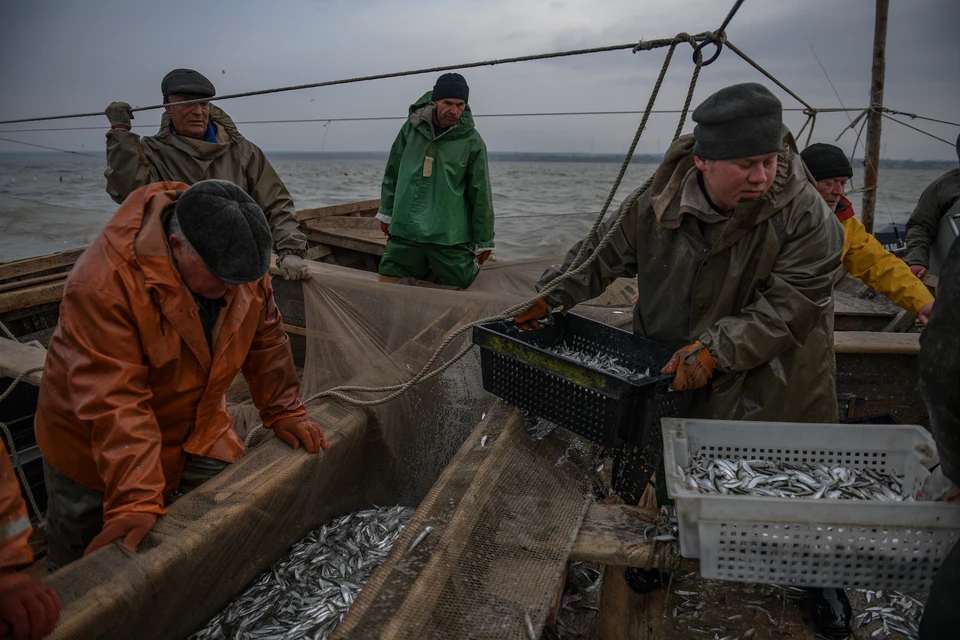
837, 197, 934, 316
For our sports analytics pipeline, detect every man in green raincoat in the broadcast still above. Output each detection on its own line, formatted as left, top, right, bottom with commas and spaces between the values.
102, 68, 311, 281
376, 73, 495, 288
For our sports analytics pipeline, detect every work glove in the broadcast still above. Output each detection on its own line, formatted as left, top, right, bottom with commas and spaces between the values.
84, 512, 158, 556
0, 571, 60, 640
278, 254, 311, 281
918, 302, 933, 326
105, 101, 133, 131
380, 221, 390, 237
273, 416, 329, 454
918, 466, 960, 502
909, 264, 928, 279
513, 298, 551, 331
477, 250, 492, 266
661, 340, 718, 391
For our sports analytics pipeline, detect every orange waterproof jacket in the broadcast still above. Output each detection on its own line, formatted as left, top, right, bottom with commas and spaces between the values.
837, 197, 934, 316
35, 182, 306, 522
0, 439, 33, 568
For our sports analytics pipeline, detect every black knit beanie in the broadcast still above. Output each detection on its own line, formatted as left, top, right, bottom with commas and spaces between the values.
801, 143, 853, 182
432, 73, 469, 103
162, 68, 216, 102
173, 180, 272, 284
693, 83, 783, 160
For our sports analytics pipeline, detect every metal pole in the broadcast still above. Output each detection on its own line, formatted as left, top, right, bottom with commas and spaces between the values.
861, 0, 889, 234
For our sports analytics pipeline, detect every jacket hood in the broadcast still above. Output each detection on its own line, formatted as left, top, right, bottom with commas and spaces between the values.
651, 126, 811, 228
156, 104, 245, 148
98, 182, 189, 292
407, 91, 476, 137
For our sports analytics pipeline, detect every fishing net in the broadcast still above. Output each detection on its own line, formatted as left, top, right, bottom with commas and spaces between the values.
40, 259, 630, 640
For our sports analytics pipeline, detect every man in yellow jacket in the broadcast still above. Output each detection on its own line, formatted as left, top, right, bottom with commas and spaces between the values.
801, 143, 934, 325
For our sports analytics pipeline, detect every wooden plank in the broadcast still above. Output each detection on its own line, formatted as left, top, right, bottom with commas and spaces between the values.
881, 308, 915, 333
834, 330, 919, 355
590, 566, 632, 640
0, 272, 69, 294
571, 503, 699, 570
0, 248, 85, 283
302, 229, 386, 256
0, 282, 65, 315
303, 216, 381, 231
296, 199, 381, 222
0, 338, 45, 385
304, 243, 333, 261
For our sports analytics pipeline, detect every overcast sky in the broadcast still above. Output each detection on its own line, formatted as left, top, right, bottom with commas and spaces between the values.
1, 0, 957, 160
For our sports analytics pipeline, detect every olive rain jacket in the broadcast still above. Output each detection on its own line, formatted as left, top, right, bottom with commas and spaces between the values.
537, 129, 844, 423
104, 105, 307, 258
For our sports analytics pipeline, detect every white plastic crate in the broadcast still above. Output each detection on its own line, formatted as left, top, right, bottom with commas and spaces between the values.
662, 418, 960, 591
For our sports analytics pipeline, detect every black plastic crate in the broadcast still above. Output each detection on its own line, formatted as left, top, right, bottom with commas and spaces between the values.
472, 312, 691, 447
841, 413, 901, 425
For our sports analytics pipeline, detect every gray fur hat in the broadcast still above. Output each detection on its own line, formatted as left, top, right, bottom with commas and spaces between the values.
693, 83, 783, 160
173, 180, 272, 284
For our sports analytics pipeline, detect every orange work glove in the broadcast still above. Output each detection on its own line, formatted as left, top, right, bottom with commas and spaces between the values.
380, 221, 390, 237
84, 512, 158, 556
513, 298, 551, 331
0, 570, 60, 640
477, 250, 492, 266
273, 416, 329, 454
660, 340, 718, 392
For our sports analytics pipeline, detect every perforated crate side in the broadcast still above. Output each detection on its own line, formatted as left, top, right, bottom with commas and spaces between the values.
700, 520, 960, 591
480, 350, 626, 446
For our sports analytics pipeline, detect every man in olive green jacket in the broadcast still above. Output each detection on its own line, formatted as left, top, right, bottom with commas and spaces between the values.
904, 132, 960, 279
376, 73, 495, 288
516, 83, 844, 424
103, 68, 310, 280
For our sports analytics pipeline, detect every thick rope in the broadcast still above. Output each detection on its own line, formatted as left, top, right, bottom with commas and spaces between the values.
303, 36, 706, 409
0, 319, 16, 341
804, 112, 818, 149
0, 367, 45, 525
0, 38, 711, 127
879, 108, 960, 128
0, 107, 870, 135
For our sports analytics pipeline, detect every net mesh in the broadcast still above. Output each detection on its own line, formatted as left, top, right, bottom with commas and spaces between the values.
39, 260, 632, 639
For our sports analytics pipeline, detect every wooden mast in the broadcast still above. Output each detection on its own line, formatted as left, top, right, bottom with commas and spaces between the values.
861, 0, 890, 234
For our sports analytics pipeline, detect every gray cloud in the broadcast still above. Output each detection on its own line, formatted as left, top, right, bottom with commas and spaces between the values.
0, 0, 956, 159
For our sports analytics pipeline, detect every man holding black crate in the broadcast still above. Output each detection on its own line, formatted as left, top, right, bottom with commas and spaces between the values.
514, 83, 847, 632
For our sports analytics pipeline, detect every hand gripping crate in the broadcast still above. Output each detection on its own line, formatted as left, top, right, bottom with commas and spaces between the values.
472, 311, 690, 447
662, 418, 960, 591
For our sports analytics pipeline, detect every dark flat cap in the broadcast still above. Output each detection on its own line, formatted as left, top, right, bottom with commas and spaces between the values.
162, 68, 216, 100
174, 180, 272, 284
801, 143, 853, 182
693, 83, 783, 160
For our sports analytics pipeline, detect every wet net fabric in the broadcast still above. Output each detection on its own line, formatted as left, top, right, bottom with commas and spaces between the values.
39, 260, 633, 640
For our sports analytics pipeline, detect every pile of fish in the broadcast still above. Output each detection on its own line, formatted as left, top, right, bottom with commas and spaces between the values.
679, 457, 910, 501
542, 562, 604, 640
190, 505, 414, 640
853, 589, 925, 639
544, 344, 651, 383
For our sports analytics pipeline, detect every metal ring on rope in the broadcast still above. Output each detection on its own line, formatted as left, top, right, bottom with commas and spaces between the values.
692, 31, 725, 66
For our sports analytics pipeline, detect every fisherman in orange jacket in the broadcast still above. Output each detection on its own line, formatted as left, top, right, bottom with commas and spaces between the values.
34, 180, 328, 572
801, 143, 935, 324
1, 439, 60, 639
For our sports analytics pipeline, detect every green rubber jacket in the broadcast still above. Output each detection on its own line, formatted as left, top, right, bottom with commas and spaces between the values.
537, 129, 844, 423
376, 92, 494, 252
904, 168, 960, 268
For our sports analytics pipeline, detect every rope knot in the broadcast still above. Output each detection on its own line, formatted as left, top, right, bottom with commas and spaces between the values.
692, 30, 726, 66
